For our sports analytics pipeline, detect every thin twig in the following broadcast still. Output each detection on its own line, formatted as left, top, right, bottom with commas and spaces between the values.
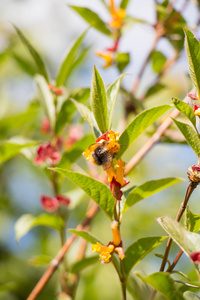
125, 89, 195, 175
27, 203, 99, 300
159, 180, 198, 272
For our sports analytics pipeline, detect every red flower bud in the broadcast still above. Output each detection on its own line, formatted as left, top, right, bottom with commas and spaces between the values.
41, 195, 59, 212
110, 177, 123, 200
56, 195, 70, 206
190, 252, 200, 264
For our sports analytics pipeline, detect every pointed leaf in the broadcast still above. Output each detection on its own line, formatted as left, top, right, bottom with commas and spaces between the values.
184, 28, 200, 99
13, 25, 48, 81
123, 177, 182, 213
56, 31, 86, 86
55, 88, 90, 135
70, 99, 100, 138
12, 53, 38, 76
70, 6, 112, 36
172, 118, 200, 156
172, 98, 196, 128
0, 137, 37, 164
35, 75, 55, 130
91, 66, 108, 133
188, 210, 200, 233
58, 134, 95, 169
15, 213, 64, 242
120, 0, 130, 9
117, 105, 171, 158
68, 229, 102, 244
70, 256, 99, 273
138, 272, 184, 300
51, 168, 115, 219
107, 73, 127, 129
123, 236, 167, 275
157, 216, 200, 259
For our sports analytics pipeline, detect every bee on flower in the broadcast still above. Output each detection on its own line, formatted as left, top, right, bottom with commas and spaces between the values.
83, 130, 120, 171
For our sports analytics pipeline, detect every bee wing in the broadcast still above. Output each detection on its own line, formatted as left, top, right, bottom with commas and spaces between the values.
102, 161, 112, 171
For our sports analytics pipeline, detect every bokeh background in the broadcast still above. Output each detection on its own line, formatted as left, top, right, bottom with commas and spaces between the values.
0, 0, 200, 299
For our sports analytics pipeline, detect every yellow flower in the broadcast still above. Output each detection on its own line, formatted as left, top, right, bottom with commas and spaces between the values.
92, 242, 114, 263
115, 247, 125, 260
111, 221, 121, 246
108, 130, 119, 142
116, 158, 125, 186
106, 166, 116, 183
95, 51, 113, 68
83, 148, 91, 161
109, 0, 126, 29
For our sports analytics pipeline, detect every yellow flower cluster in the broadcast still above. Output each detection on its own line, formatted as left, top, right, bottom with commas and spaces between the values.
92, 221, 125, 264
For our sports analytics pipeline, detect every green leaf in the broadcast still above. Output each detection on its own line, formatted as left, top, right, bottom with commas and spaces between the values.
58, 134, 95, 169
120, 0, 130, 9
15, 214, 64, 242
184, 291, 200, 300
51, 169, 115, 219
172, 118, 200, 156
123, 236, 167, 276
0, 137, 36, 164
13, 25, 48, 81
55, 87, 90, 135
145, 83, 166, 99
184, 28, 200, 99
157, 216, 200, 258
172, 98, 196, 128
66, 46, 90, 80
35, 74, 55, 130
70, 6, 112, 36
117, 105, 171, 158
0, 102, 39, 138
187, 210, 200, 233
123, 177, 182, 214
29, 255, 52, 266
91, 66, 108, 133
56, 31, 86, 86
138, 272, 184, 300
69, 99, 100, 138
70, 256, 99, 273
68, 229, 102, 244
127, 273, 154, 300
12, 52, 38, 76
151, 51, 167, 74
107, 73, 127, 130
115, 53, 130, 73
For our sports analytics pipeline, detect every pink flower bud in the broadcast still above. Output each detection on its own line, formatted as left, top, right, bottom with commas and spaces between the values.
41, 195, 59, 212
56, 195, 70, 206
187, 93, 198, 100
190, 252, 200, 264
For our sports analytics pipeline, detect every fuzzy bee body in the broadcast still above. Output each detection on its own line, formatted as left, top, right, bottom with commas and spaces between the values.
89, 141, 120, 170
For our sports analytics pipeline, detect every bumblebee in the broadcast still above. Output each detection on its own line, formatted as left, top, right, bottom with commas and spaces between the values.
88, 140, 120, 171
